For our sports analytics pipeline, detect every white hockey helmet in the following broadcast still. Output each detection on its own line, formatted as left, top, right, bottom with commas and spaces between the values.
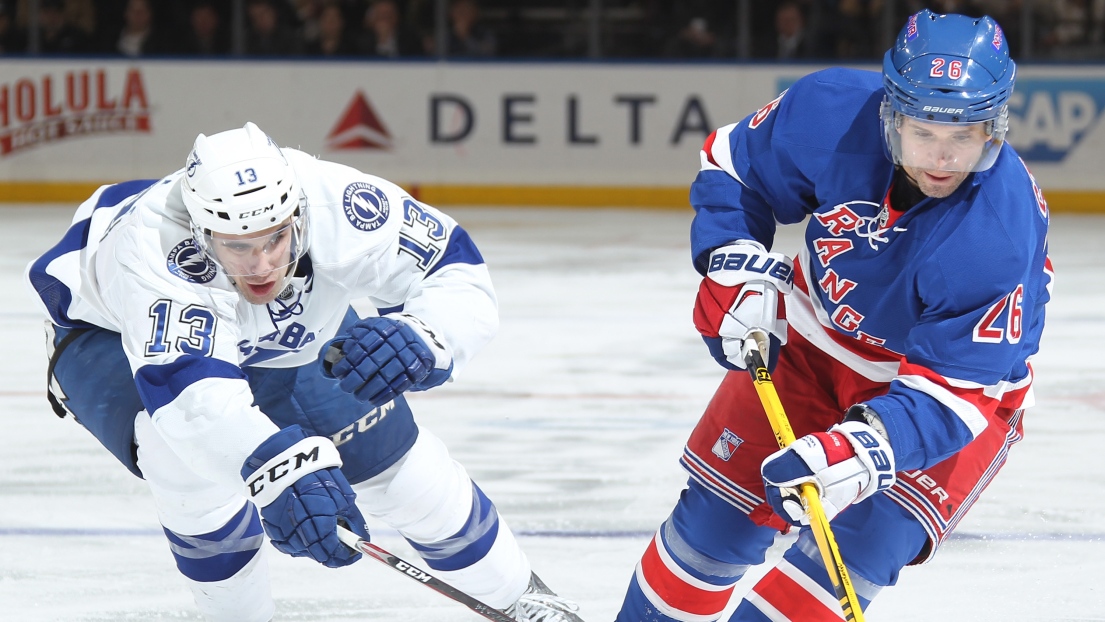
182, 122, 310, 284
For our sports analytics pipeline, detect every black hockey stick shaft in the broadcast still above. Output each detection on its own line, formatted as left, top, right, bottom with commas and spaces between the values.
336, 524, 516, 622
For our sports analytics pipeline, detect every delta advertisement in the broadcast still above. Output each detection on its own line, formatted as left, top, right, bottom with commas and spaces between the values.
1, 59, 1103, 209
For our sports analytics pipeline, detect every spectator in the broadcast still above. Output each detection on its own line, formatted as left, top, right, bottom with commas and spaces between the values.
288, 0, 322, 45
357, 0, 421, 57
443, 0, 496, 57
63, 0, 96, 38
1040, 0, 1099, 55
826, 0, 878, 59
38, 0, 89, 54
765, 1, 817, 59
245, 0, 300, 56
115, 0, 176, 56
0, 1, 27, 54
973, 0, 1029, 56
303, 0, 355, 56
665, 15, 725, 58
181, 1, 229, 56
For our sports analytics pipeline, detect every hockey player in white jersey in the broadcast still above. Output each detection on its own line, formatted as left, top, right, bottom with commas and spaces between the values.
26, 122, 584, 622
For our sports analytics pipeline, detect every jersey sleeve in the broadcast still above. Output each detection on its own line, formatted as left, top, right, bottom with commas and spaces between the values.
99, 210, 278, 490
296, 153, 498, 380
360, 198, 498, 377
866, 168, 1052, 471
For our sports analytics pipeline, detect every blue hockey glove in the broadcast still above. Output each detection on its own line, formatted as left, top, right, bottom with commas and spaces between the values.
761, 419, 896, 526
322, 315, 452, 408
241, 425, 369, 568
693, 241, 793, 371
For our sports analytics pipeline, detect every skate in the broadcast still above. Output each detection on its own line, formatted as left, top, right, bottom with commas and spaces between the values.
503, 572, 585, 622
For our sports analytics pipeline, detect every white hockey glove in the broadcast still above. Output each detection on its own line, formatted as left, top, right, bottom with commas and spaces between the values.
693, 241, 794, 370
761, 414, 896, 526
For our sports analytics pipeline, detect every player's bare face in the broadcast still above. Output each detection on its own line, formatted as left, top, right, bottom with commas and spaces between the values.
211, 220, 294, 304
898, 118, 988, 198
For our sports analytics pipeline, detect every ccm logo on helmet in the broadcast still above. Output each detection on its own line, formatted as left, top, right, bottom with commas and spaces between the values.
922, 105, 965, 114
239, 205, 274, 219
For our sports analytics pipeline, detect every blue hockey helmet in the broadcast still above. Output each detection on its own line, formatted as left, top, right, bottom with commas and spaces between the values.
881, 10, 1016, 172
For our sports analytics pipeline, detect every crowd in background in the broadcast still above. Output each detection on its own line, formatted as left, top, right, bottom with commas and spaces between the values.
1, 0, 1103, 60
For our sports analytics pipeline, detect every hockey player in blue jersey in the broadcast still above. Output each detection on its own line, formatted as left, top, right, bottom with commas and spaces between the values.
615, 10, 1052, 621
25, 123, 585, 622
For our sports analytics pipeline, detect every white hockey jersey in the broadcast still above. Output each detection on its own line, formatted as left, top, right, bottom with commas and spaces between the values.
26, 150, 498, 489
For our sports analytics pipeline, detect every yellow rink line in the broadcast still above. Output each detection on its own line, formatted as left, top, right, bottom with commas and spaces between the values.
2, 182, 1104, 213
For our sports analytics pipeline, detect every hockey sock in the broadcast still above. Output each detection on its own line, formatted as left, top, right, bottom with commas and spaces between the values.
163, 502, 273, 622
406, 482, 530, 609
163, 502, 265, 582
616, 481, 777, 622
729, 531, 877, 621
407, 482, 500, 572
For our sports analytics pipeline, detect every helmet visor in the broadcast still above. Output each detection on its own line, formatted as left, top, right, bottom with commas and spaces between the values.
883, 106, 1006, 173
194, 208, 309, 278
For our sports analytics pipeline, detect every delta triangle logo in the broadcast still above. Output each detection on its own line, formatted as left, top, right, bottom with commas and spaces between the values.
326, 91, 393, 150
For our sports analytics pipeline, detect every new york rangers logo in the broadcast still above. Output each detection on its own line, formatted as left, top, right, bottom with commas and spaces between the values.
342, 182, 390, 231
711, 428, 744, 461
167, 240, 217, 284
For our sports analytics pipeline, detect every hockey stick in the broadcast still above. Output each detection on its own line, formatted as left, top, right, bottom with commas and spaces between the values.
742, 331, 866, 622
335, 524, 516, 622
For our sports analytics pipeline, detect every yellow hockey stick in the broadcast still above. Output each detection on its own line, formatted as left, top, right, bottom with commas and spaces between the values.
742, 331, 866, 622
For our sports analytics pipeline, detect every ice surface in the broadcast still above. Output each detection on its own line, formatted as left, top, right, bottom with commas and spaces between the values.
1, 205, 1102, 621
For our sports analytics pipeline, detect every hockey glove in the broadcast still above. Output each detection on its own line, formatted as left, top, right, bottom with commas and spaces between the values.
761, 419, 896, 526
242, 425, 369, 568
322, 315, 453, 409
693, 241, 793, 371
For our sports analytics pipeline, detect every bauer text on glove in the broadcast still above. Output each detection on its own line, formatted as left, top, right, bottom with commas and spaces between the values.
693, 240, 793, 371
761, 419, 895, 526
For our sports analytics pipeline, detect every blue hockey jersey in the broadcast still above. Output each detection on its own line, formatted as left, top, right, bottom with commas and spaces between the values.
690, 68, 1052, 471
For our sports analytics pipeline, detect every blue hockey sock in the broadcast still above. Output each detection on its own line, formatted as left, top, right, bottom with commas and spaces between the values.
406, 482, 500, 571
163, 503, 265, 583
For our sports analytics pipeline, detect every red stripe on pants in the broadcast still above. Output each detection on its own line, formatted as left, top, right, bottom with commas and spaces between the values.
639, 536, 735, 617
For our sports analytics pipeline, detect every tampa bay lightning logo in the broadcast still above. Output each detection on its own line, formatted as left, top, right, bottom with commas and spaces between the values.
167, 240, 218, 284
342, 182, 390, 232
186, 150, 201, 178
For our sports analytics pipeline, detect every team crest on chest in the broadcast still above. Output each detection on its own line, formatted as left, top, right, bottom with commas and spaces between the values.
711, 428, 744, 461
342, 182, 390, 232
166, 239, 217, 284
